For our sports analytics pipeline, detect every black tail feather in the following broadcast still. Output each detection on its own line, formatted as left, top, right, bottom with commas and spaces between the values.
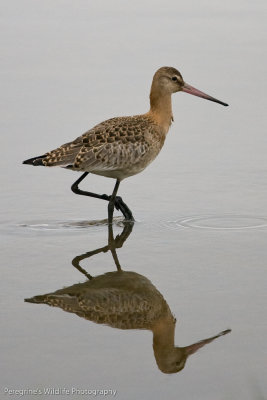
25, 296, 44, 303
23, 155, 46, 166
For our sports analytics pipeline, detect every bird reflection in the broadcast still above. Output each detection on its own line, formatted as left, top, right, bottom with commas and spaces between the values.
25, 222, 231, 374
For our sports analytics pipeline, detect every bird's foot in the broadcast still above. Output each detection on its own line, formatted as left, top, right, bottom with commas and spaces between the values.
102, 194, 134, 221
114, 196, 134, 221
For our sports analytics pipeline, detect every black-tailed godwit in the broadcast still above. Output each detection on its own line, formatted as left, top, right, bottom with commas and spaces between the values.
23, 67, 228, 222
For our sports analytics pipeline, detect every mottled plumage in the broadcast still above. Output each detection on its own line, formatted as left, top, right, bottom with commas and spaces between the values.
25, 271, 173, 330
42, 115, 165, 180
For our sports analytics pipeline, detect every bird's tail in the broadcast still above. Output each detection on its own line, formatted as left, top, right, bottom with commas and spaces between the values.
25, 295, 46, 303
22, 155, 46, 166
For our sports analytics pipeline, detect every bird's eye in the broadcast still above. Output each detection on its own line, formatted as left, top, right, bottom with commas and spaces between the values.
172, 76, 178, 81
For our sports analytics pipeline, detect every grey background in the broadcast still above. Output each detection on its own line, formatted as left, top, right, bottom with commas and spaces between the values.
1, 1, 266, 399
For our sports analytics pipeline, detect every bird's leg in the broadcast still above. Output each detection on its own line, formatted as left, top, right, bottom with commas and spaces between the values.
71, 172, 109, 201
71, 173, 134, 221
108, 179, 120, 224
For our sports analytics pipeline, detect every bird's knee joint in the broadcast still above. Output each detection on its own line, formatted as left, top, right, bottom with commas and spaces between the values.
102, 194, 110, 201
71, 184, 78, 194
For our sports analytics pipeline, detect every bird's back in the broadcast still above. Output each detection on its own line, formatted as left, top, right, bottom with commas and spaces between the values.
25, 271, 172, 330
36, 114, 165, 180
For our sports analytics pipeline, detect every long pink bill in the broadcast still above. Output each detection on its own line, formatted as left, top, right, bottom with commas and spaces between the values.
183, 329, 231, 356
182, 83, 228, 107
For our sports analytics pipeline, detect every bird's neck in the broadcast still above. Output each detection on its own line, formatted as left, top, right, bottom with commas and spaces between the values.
152, 315, 176, 350
148, 89, 173, 134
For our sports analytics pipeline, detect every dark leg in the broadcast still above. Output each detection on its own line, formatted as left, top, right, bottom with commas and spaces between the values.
71, 172, 134, 220
71, 172, 108, 201
108, 179, 120, 224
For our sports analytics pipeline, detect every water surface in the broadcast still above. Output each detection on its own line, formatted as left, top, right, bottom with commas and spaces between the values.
1, 1, 267, 399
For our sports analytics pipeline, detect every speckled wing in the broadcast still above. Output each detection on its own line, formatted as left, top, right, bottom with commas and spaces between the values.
68, 288, 159, 329
43, 115, 164, 178
26, 287, 168, 330
42, 136, 83, 167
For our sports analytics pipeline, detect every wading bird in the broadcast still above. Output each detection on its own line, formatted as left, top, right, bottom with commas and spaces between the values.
23, 67, 228, 222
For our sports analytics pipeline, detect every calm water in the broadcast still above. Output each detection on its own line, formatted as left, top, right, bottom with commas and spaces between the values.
1, 1, 267, 399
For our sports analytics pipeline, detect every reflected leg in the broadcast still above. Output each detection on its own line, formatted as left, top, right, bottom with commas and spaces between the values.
72, 220, 134, 278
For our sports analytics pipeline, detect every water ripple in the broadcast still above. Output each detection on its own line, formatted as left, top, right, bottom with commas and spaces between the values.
17, 217, 125, 232
161, 214, 267, 231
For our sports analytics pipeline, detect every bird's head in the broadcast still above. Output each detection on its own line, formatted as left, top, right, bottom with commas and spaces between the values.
153, 329, 231, 374
152, 66, 228, 106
